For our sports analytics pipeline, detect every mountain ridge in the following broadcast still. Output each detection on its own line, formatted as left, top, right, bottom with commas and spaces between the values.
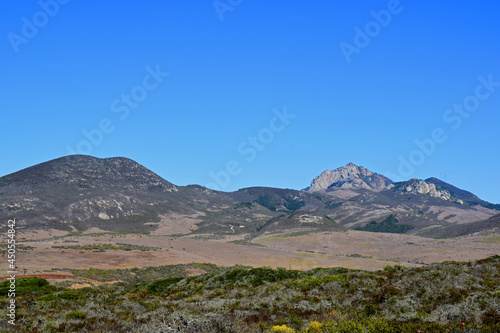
1, 155, 498, 239
0, 155, 177, 193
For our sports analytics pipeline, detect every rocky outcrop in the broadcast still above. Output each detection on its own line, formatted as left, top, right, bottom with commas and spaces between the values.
309, 163, 393, 192
395, 179, 463, 204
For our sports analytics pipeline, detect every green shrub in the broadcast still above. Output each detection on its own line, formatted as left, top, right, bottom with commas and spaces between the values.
255, 195, 282, 211
38, 287, 96, 301
234, 202, 253, 209
364, 303, 377, 317
65, 310, 87, 320
356, 215, 413, 234
0, 277, 54, 296
146, 277, 183, 293
284, 198, 305, 211
326, 318, 395, 333
216, 267, 301, 287
2, 257, 499, 332
482, 309, 500, 327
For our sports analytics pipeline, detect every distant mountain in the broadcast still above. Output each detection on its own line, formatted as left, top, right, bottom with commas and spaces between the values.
0, 156, 234, 233
426, 177, 500, 210
0, 156, 326, 237
225, 187, 323, 212
1, 156, 498, 239
308, 163, 393, 192
307, 164, 468, 204
0, 155, 177, 194
304, 164, 498, 235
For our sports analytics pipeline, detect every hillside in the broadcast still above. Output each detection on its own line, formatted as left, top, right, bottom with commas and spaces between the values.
418, 213, 500, 239
1, 256, 499, 332
0, 156, 498, 239
426, 177, 500, 210
0, 156, 239, 234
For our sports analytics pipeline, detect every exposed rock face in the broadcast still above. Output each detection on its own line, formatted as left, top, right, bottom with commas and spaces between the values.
309, 163, 393, 192
403, 179, 448, 197
395, 179, 464, 204
426, 177, 481, 202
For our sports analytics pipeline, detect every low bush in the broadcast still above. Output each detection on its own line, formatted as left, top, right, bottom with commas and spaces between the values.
1, 256, 498, 332
0, 277, 54, 296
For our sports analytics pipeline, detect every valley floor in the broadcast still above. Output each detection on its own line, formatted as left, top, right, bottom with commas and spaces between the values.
3, 228, 499, 275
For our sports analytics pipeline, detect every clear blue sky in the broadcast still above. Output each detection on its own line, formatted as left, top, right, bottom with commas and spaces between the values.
1, 1, 499, 203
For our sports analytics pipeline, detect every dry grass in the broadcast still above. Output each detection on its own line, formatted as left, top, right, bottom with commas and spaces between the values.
3, 227, 499, 276
477, 236, 500, 243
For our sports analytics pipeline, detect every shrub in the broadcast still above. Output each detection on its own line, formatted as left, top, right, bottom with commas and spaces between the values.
306, 321, 323, 332
356, 215, 413, 234
255, 195, 282, 211
284, 198, 305, 211
146, 277, 183, 293
65, 310, 87, 320
219, 267, 301, 287
2, 257, 499, 332
38, 287, 96, 301
270, 324, 296, 333
234, 202, 253, 209
0, 277, 54, 296
482, 308, 500, 327
328, 318, 395, 333
364, 303, 377, 317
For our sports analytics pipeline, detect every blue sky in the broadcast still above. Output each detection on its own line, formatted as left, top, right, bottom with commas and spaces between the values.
1, 0, 499, 203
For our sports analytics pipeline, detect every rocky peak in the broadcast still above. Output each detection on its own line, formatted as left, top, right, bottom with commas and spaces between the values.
395, 179, 463, 204
308, 163, 393, 192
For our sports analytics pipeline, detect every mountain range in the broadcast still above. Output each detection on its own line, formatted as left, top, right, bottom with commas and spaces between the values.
1, 155, 498, 239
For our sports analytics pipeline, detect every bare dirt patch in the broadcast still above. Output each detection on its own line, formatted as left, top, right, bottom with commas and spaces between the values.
0, 273, 120, 289
148, 213, 202, 235
324, 189, 361, 199
0, 274, 74, 281
83, 227, 109, 234
428, 205, 495, 224
253, 230, 500, 264
18, 228, 69, 240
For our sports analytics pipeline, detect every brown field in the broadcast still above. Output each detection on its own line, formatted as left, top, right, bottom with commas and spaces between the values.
3, 227, 499, 278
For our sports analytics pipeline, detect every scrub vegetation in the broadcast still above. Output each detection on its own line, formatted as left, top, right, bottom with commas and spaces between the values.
0, 256, 499, 332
